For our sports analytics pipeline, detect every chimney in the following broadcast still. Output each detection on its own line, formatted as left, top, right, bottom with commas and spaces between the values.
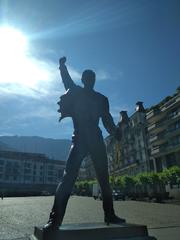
120, 111, 129, 124
135, 101, 145, 113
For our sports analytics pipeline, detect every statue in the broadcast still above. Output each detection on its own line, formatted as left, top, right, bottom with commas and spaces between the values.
43, 57, 126, 232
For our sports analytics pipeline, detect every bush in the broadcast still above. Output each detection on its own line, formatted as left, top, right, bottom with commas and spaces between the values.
75, 166, 180, 200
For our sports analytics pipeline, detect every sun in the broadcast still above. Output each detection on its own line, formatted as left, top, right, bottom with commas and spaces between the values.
0, 26, 53, 92
0, 26, 27, 59
0, 26, 29, 84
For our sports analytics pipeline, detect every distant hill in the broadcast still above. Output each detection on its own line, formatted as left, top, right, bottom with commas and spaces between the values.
0, 140, 14, 151
0, 136, 71, 160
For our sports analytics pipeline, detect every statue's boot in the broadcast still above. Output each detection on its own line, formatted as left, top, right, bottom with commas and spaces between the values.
104, 207, 126, 225
103, 199, 126, 225
43, 211, 61, 232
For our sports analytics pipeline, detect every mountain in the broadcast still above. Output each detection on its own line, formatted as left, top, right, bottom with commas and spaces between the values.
0, 140, 14, 151
0, 136, 71, 160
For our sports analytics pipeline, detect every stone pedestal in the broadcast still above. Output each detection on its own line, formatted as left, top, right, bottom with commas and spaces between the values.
31, 223, 157, 240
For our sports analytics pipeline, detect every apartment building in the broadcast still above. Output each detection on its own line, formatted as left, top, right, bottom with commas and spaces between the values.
79, 155, 96, 180
81, 88, 180, 179
0, 150, 66, 188
146, 87, 180, 172
105, 102, 150, 176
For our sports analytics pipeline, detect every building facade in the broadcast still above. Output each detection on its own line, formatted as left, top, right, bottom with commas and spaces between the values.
146, 87, 180, 172
106, 102, 150, 176
80, 156, 96, 180
0, 150, 66, 194
70, 87, 180, 180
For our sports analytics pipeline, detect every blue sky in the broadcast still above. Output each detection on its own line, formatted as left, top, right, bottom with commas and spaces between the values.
0, 0, 179, 139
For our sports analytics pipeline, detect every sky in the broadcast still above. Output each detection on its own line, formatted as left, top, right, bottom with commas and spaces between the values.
0, 0, 179, 139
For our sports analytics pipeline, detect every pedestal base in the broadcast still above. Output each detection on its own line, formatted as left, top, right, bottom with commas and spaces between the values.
31, 223, 157, 240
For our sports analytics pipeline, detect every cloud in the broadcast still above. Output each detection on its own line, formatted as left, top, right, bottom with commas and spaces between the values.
67, 66, 81, 80
0, 133, 14, 137
12, 106, 57, 121
0, 42, 112, 138
0, 53, 111, 100
96, 70, 110, 80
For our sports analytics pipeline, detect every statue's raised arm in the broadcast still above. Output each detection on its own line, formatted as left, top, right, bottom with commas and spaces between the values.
59, 57, 76, 90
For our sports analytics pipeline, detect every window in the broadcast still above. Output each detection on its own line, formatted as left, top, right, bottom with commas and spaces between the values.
171, 136, 180, 146
48, 177, 53, 182
39, 177, 43, 182
175, 121, 180, 129
24, 162, 31, 168
24, 169, 31, 174
48, 165, 54, 170
168, 121, 180, 132
24, 176, 32, 181
0, 160, 4, 165
169, 108, 179, 118
48, 171, 53, 176
166, 154, 176, 168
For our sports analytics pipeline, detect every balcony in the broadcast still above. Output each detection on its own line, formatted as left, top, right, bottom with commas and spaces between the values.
149, 134, 167, 146
166, 128, 180, 139
151, 146, 160, 155
149, 135, 158, 143
146, 108, 165, 123
146, 108, 160, 120
168, 110, 180, 120
147, 121, 166, 134
161, 95, 180, 112
151, 142, 180, 156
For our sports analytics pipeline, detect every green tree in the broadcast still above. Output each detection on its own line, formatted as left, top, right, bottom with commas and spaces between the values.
163, 166, 180, 186
136, 173, 151, 197
121, 175, 135, 196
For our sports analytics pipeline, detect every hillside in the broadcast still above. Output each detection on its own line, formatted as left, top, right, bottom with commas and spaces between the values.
0, 136, 71, 160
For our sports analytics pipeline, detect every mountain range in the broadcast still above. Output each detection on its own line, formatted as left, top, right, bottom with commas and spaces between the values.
0, 136, 71, 160
0, 140, 14, 151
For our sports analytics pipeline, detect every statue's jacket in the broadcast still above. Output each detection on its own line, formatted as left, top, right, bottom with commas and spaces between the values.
57, 65, 116, 139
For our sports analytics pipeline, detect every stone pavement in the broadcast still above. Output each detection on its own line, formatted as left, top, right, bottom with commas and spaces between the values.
0, 196, 180, 240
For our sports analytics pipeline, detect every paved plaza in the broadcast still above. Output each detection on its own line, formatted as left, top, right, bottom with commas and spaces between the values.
0, 196, 180, 240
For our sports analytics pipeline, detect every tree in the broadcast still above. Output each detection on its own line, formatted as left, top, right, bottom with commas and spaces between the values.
136, 173, 151, 197
121, 175, 136, 197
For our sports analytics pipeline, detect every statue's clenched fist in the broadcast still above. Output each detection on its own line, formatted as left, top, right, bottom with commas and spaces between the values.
59, 56, 66, 66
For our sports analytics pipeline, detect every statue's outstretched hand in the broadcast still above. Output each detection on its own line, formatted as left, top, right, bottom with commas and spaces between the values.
59, 56, 66, 66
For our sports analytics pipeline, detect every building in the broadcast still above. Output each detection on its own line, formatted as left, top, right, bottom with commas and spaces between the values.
146, 87, 180, 172
0, 150, 66, 195
106, 102, 150, 176
79, 156, 96, 180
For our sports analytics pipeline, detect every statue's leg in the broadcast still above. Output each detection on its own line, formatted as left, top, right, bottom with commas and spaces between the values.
89, 137, 114, 214
44, 137, 87, 230
89, 135, 126, 224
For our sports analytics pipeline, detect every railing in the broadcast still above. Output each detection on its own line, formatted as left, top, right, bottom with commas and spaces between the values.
151, 142, 180, 155
149, 135, 158, 143
151, 147, 160, 155
146, 108, 160, 120
161, 95, 180, 112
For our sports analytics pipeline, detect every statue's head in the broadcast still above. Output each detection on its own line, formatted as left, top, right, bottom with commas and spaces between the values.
81, 69, 96, 90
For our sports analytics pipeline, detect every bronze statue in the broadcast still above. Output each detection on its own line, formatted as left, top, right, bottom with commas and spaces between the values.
43, 57, 126, 232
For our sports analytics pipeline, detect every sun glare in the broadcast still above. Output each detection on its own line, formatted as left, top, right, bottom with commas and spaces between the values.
0, 26, 27, 57
0, 26, 29, 84
0, 26, 51, 90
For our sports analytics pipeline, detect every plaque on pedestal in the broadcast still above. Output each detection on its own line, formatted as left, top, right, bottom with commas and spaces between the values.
31, 223, 157, 240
